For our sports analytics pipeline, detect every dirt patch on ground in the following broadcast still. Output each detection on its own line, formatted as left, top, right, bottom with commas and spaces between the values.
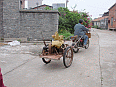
0, 43, 8, 46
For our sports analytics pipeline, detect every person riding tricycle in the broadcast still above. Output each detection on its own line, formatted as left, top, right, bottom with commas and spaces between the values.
71, 19, 91, 53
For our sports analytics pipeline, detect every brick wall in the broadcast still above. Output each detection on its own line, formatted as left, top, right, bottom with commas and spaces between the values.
19, 10, 59, 40
108, 4, 116, 29
0, 0, 3, 38
2, 0, 59, 40
3, 0, 20, 38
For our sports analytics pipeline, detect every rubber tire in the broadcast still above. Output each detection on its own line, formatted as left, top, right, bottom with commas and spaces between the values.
72, 43, 79, 53
85, 39, 89, 49
42, 49, 51, 64
42, 58, 51, 64
63, 46, 73, 68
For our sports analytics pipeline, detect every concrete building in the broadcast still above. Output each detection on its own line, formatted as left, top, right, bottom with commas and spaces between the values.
32, 4, 53, 10
52, 3, 65, 9
102, 11, 109, 17
20, 0, 43, 9
92, 3, 116, 30
92, 16, 109, 29
28, 0, 43, 9
108, 3, 116, 30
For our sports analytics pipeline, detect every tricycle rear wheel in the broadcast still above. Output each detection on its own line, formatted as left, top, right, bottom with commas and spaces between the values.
42, 58, 51, 64
42, 49, 51, 64
63, 46, 73, 68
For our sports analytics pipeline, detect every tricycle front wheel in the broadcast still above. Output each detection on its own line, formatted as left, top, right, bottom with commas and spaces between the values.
72, 43, 79, 53
85, 39, 89, 49
63, 46, 73, 68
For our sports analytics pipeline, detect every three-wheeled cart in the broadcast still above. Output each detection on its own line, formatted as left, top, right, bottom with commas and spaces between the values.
39, 31, 73, 68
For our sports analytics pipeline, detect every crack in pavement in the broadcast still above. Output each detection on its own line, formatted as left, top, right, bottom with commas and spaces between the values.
3, 56, 38, 76
93, 30, 103, 87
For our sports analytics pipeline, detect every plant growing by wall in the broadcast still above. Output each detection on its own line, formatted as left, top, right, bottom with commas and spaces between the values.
44, 6, 52, 10
58, 7, 92, 34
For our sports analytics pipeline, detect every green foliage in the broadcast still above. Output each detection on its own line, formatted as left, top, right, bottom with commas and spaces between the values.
17, 39, 21, 42
92, 25, 100, 29
59, 30, 74, 39
27, 39, 30, 41
101, 77, 103, 81
58, 7, 92, 34
1, 38, 4, 40
44, 6, 52, 10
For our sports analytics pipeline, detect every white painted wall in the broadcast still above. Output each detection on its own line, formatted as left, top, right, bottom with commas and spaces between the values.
25, 0, 28, 9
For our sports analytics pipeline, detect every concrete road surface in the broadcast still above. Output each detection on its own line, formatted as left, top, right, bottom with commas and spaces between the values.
0, 28, 116, 87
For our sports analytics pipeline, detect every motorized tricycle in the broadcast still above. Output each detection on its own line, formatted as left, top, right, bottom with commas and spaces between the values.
71, 31, 91, 53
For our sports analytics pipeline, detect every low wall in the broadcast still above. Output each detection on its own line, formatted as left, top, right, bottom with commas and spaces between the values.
19, 10, 59, 40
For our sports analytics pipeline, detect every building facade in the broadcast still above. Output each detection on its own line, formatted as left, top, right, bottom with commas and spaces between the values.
52, 3, 65, 9
28, 0, 43, 9
20, 0, 43, 9
92, 16, 109, 29
32, 4, 53, 10
108, 3, 116, 30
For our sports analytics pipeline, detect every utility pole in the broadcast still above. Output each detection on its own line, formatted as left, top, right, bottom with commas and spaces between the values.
36, 2, 39, 9
66, 0, 69, 8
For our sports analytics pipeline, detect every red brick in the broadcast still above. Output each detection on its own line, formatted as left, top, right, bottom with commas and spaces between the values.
108, 3, 116, 29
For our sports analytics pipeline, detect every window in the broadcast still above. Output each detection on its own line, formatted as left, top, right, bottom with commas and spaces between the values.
111, 17, 113, 26
108, 20, 110, 23
20, 1, 22, 5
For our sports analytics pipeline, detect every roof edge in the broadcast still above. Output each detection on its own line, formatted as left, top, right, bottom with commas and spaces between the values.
19, 9, 60, 15
32, 4, 53, 9
92, 16, 109, 22
108, 3, 116, 10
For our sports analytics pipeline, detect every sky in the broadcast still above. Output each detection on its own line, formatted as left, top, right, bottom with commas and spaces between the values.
42, 0, 116, 19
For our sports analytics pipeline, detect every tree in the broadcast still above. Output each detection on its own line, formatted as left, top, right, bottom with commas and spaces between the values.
58, 7, 91, 34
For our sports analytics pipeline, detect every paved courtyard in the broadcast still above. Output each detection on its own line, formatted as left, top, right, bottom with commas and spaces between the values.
0, 28, 116, 87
